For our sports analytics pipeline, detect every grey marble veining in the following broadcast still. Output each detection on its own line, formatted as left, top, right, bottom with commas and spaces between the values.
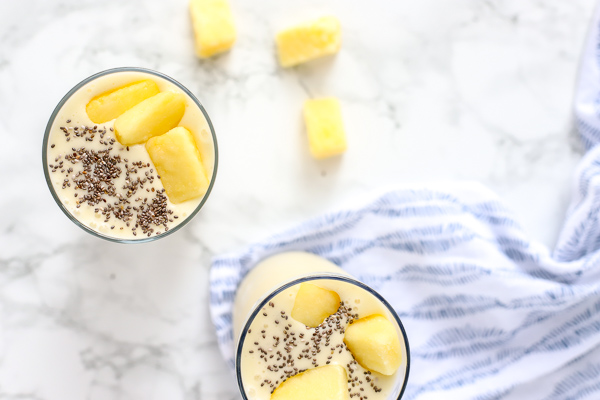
0, 0, 596, 399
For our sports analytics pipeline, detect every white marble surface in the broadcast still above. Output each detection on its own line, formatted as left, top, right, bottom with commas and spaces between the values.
0, 0, 596, 399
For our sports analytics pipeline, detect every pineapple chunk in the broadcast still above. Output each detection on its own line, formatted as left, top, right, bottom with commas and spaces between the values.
146, 127, 209, 204
271, 365, 349, 400
291, 283, 340, 327
189, 0, 236, 58
86, 80, 160, 123
303, 98, 347, 159
276, 16, 341, 67
343, 315, 401, 376
114, 92, 186, 146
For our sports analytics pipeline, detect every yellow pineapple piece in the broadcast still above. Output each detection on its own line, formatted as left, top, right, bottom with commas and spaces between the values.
146, 127, 209, 204
343, 315, 401, 376
291, 283, 340, 328
189, 0, 236, 58
276, 16, 341, 67
271, 365, 349, 400
86, 80, 160, 123
114, 92, 186, 146
303, 98, 347, 159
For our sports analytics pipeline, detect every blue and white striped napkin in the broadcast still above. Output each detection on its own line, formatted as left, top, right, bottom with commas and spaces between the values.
210, 6, 600, 399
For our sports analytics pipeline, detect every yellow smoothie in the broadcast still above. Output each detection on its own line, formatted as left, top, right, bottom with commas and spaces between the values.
234, 252, 409, 400
44, 69, 216, 240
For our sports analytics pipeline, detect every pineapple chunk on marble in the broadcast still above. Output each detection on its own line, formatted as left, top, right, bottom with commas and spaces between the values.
276, 16, 341, 67
271, 365, 349, 400
189, 0, 236, 58
343, 315, 401, 376
146, 127, 209, 204
114, 92, 185, 146
291, 283, 340, 328
86, 80, 160, 123
303, 98, 347, 159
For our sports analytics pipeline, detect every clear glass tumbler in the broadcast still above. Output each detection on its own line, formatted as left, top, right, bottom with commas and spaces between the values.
42, 67, 218, 243
233, 252, 410, 400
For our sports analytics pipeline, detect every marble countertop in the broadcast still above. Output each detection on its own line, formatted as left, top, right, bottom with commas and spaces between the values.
0, 0, 596, 399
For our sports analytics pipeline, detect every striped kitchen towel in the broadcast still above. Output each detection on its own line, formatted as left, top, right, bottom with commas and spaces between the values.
210, 5, 600, 400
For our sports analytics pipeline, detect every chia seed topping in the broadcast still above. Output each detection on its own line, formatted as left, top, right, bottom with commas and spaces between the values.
48, 120, 177, 236
244, 300, 384, 399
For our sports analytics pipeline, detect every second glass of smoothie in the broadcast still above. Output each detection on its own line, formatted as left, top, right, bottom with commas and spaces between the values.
233, 252, 410, 400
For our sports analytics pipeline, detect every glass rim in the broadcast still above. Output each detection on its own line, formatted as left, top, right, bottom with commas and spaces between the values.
42, 66, 219, 244
235, 273, 411, 400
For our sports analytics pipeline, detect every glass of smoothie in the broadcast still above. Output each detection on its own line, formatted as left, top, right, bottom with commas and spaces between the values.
42, 67, 217, 243
233, 252, 410, 400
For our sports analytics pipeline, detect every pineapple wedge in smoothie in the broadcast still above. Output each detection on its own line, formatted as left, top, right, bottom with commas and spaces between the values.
291, 282, 341, 327
271, 365, 349, 400
86, 80, 160, 123
114, 91, 186, 146
344, 315, 402, 376
146, 127, 209, 204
